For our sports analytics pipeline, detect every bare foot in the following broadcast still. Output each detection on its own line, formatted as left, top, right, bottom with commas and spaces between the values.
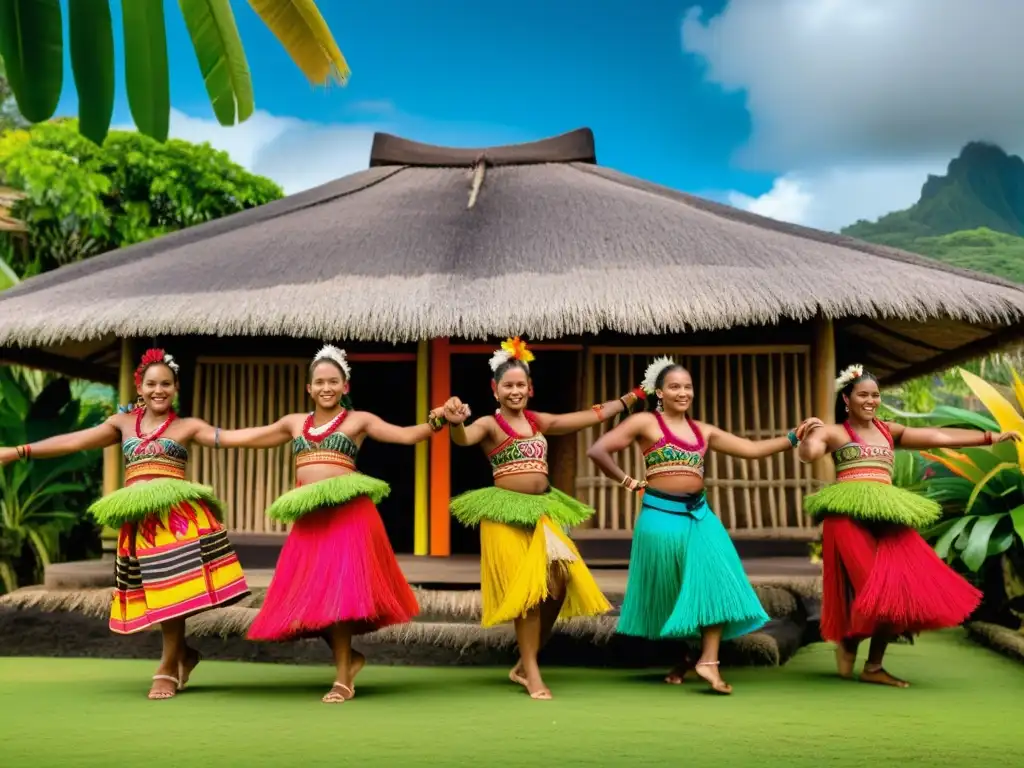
664, 664, 689, 685
835, 644, 856, 680
148, 673, 179, 700
860, 665, 910, 688
694, 661, 732, 695
345, 651, 366, 694
525, 671, 553, 700
509, 661, 527, 688
178, 647, 201, 691
322, 682, 353, 703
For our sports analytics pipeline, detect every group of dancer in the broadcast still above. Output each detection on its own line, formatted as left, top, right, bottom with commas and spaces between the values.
0, 340, 1017, 702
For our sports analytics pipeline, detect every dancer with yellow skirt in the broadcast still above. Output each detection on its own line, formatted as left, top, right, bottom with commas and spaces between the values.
444, 337, 645, 700
0, 348, 250, 700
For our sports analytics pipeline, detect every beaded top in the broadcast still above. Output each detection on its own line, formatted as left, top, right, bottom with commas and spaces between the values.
292, 414, 359, 472
643, 412, 706, 481
123, 437, 188, 484
833, 420, 894, 484
488, 410, 548, 479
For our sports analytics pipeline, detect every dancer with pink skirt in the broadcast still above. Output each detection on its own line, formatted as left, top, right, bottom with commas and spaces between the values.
199, 345, 452, 702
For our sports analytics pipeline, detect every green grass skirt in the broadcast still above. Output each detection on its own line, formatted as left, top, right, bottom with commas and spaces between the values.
804, 481, 941, 528
266, 473, 391, 523
88, 479, 225, 527
450, 486, 594, 529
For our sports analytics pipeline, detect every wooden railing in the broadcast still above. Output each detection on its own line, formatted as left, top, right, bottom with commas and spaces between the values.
573, 346, 820, 535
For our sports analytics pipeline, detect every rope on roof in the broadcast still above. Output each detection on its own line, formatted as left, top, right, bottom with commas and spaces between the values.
467, 153, 488, 209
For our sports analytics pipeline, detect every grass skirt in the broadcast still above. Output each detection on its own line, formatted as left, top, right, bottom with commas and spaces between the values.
617, 488, 768, 641
479, 516, 611, 627
248, 491, 418, 641
804, 480, 941, 528
451, 485, 593, 529
821, 515, 982, 643
90, 479, 224, 526
265, 472, 390, 523
110, 497, 249, 634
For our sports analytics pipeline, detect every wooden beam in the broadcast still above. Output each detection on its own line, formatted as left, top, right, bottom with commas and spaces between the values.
414, 339, 429, 556
880, 324, 1024, 387
429, 338, 451, 556
195, 353, 416, 365
589, 344, 811, 356
101, 338, 137, 552
451, 343, 584, 355
811, 316, 836, 484
0, 347, 117, 385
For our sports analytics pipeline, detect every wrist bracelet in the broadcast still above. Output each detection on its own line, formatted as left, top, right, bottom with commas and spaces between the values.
16, 444, 31, 461
984, 431, 993, 445
214, 427, 221, 449
428, 413, 448, 432
592, 404, 604, 421
787, 430, 799, 447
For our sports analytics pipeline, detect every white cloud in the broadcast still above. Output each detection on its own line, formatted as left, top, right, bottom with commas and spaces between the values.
727, 160, 945, 231
682, 0, 1024, 170
683, 1, 1024, 230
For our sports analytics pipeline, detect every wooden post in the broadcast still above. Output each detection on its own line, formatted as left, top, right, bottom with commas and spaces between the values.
414, 339, 430, 555
812, 316, 836, 483
100, 338, 136, 554
428, 338, 451, 556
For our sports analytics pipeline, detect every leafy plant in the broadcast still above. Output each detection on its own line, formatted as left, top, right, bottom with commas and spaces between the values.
0, 0, 349, 144
0, 369, 108, 594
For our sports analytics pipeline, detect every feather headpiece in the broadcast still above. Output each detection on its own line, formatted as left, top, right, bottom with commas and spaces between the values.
488, 336, 535, 372
134, 348, 179, 387
641, 356, 676, 395
313, 344, 352, 380
834, 364, 865, 393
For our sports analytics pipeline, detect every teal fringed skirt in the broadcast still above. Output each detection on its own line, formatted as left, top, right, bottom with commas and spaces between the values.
617, 488, 768, 641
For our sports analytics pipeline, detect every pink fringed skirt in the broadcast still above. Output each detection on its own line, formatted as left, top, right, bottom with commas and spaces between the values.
247, 495, 419, 641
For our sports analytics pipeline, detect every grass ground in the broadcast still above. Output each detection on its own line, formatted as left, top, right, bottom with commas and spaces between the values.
2, 631, 1022, 767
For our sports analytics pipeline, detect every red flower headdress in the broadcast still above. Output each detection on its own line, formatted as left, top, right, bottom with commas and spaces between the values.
134, 348, 180, 387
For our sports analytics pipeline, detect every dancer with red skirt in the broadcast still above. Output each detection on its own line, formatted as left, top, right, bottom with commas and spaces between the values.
200, 345, 451, 703
799, 365, 1019, 687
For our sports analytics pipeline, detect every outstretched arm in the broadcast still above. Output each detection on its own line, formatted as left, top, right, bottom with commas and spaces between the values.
796, 422, 832, 464
194, 416, 296, 450
586, 414, 650, 491
705, 418, 823, 460
533, 388, 645, 437
361, 408, 447, 446
887, 422, 1021, 450
0, 418, 121, 464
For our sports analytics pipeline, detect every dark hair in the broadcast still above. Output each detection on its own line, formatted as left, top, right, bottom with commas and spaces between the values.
834, 369, 879, 423
138, 361, 178, 384
309, 357, 354, 410
493, 359, 530, 383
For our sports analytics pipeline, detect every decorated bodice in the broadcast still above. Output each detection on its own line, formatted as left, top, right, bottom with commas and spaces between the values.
643, 413, 707, 481
832, 420, 894, 485
488, 410, 548, 479
123, 437, 188, 484
292, 411, 359, 472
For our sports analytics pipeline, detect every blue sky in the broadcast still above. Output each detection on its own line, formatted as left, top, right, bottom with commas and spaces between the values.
50, 1, 1023, 232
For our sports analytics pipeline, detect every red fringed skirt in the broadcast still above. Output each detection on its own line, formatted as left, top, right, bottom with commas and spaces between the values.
821, 515, 982, 643
248, 495, 419, 641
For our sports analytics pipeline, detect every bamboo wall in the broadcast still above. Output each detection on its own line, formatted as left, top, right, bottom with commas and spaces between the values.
574, 346, 819, 534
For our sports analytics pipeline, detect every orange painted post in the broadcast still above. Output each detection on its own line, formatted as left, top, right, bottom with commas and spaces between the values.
429, 337, 451, 556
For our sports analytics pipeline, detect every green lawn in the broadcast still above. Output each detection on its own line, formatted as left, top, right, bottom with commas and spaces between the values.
2, 632, 1021, 767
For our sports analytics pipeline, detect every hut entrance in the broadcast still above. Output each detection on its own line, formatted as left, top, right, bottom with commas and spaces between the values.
189, 357, 417, 553
448, 349, 581, 556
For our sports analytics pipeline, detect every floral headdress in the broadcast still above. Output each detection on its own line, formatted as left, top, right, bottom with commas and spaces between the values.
313, 344, 352, 380
488, 336, 535, 373
134, 348, 179, 387
641, 356, 676, 395
834, 364, 865, 393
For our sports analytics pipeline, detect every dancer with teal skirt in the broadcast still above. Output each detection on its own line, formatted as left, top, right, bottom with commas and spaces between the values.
587, 357, 820, 694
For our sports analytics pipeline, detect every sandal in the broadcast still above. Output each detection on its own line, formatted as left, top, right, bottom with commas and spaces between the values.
509, 664, 527, 688
694, 661, 733, 695
148, 674, 180, 700
529, 688, 553, 700
322, 682, 354, 704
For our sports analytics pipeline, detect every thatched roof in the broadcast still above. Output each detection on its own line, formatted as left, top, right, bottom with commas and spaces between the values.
0, 128, 1022, 383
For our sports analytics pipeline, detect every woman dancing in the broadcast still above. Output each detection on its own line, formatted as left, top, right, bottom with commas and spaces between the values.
586, 357, 818, 694
198, 344, 449, 703
798, 364, 1018, 688
444, 337, 646, 700
0, 348, 250, 700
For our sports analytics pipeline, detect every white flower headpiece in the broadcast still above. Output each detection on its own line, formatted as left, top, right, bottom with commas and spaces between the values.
488, 337, 535, 373
313, 344, 352, 380
163, 354, 180, 377
641, 356, 677, 395
834, 364, 865, 393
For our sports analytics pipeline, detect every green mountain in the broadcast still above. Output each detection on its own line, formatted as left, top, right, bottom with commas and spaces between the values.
841, 142, 1024, 283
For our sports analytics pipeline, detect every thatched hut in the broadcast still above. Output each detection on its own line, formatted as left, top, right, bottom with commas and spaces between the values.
1, 128, 1021, 559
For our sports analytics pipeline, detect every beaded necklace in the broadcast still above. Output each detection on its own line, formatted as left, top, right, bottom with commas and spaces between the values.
135, 407, 176, 450
302, 409, 347, 442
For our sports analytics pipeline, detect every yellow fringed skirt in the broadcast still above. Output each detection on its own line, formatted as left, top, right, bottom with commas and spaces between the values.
479, 516, 611, 627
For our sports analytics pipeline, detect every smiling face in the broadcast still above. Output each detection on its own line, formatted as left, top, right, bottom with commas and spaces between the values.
844, 376, 881, 421
657, 368, 694, 415
494, 365, 530, 413
307, 361, 348, 411
138, 363, 178, 415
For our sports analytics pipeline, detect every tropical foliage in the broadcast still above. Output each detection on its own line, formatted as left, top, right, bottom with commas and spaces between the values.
0, 0, 348, 144
0, 119, 282, 277
0, 367, 112, 594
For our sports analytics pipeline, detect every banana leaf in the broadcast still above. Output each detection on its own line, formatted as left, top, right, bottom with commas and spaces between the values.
178, 0, 254, 125
0, 0, 62, 122
69, 0, 115, 144
121, 0, 170, 142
